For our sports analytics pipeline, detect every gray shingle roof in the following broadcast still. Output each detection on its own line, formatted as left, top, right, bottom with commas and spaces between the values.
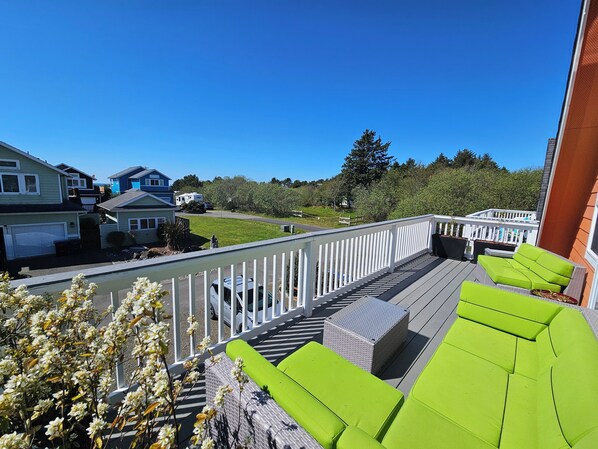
98, 190, 175, 212
129, 168, 171, 180
108, 166, 144, 179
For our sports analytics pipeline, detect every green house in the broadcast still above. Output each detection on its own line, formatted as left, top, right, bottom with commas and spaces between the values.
0, 141, 86, 260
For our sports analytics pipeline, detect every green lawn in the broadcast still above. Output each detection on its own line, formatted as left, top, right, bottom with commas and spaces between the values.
187, 216, 301, 248
258, 206, 361, 228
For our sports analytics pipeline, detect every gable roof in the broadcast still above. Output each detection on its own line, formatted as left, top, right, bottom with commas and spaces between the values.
98, 189, 175, 212
56, 163, 96, 180
129, 168, 171, 180
0, 141, 69, 175
108, 166, 144, 179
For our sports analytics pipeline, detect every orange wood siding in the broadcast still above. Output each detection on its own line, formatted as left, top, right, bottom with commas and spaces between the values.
539, 2, 598, 306
566, 177, 598, 306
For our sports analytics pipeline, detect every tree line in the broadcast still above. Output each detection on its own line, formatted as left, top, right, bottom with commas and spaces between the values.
172, 129, 543, 221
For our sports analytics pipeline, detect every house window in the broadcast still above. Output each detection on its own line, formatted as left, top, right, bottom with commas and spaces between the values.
0, 173, 38, 194
67, 176, 87, 189
129, 217, 167, 231
0, 159, 19, 169
587, 195, 598, 268
146, 179, 164, 187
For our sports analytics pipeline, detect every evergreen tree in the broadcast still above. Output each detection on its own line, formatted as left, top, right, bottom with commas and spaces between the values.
341, 129, 393, 194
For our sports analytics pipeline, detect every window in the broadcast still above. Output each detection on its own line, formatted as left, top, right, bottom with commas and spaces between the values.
0, 159, 19, 169
587, 196, 598, 268
146, 179, 164, 187
129, 217, 167, 231
0, 173, 39, 194
67, 175, 87, 189
1, 174, 19, 193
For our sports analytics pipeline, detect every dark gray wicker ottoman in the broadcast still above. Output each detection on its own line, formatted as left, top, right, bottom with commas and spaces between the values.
323, 296, 409, 374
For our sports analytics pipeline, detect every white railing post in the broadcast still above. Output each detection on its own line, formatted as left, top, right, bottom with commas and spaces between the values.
527, 228, 539, 246
388, 224, 398, 272
302, 239, 317, 317
427, 216, 436, 252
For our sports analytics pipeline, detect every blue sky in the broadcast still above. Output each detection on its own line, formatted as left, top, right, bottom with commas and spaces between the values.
0, 1, 581, 183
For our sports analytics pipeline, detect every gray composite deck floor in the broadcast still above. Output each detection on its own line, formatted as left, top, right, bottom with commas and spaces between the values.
248, 253, 477, 395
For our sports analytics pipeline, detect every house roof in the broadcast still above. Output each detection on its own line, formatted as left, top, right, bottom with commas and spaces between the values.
56, 163, 96, 180
98, 189, 176, 212
0, 141, 69, 175
129, 168, 171, 180
108, 166, 144, 179
0, 201, 86, 214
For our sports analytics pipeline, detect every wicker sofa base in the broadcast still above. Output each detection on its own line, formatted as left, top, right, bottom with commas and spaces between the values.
205, 354, 322, 449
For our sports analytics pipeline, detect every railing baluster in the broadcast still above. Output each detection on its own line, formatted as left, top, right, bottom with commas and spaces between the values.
280, 252, 287, 313
171, 278, 182, 362
203, 270, 210, 339
328, 241, 334, 292
297, 248, 304, 307
263, 256, 268, 321
242, 262, 248, 332
288, 250, 295, 310
323, 243, 329, 295
230, 264, 237, 337
110, 290, 126, 390
217, 267, 224, 343
188, 274, 196, 357
272, 254, 278, 318
317, 244, 323, 298
253, 259, 258, 325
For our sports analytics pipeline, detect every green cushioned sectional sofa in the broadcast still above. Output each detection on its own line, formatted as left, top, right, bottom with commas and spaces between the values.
475, 243, 586, 301
206, 281, 598, 449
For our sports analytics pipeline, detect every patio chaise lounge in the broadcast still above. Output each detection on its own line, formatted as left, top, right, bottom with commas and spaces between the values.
474, 243, 586, 301
206, 281, 598, 449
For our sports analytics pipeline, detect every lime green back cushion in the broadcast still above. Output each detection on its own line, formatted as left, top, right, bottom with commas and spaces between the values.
458, 281, 562, 339
516, 243, 545, 261
536, 252, 574, 278
548, 308, 597, 356
278, 341, 404, 440
529, 261, 571, 287
225, 340, 345, 449
512, 251, 534, 268
552, 341, 598, 445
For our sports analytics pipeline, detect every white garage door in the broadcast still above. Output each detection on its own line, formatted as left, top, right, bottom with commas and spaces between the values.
11, 223, 66, 258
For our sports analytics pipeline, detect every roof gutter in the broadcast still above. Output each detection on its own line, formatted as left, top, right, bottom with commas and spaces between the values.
537, 0, 590, 241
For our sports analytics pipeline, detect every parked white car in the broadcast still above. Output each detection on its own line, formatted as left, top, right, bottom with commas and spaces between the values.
209, 276, 278, 332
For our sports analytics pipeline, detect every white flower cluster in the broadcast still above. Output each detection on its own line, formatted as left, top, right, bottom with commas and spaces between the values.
231, 357, 249, 392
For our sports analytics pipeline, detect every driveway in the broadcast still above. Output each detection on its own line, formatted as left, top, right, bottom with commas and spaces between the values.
179, 210, 326, 232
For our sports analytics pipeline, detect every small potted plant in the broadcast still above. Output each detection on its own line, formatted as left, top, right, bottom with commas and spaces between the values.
432, 218, 468, 260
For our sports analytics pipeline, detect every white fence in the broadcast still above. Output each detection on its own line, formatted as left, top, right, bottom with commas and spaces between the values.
466, 208, 537, 222
10, 213, 537, 398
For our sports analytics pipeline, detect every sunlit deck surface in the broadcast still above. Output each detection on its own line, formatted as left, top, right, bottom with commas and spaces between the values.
249, 254, 476, 392
124, 254, 476, 444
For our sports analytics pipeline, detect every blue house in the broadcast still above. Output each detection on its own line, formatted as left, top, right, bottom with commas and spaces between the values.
109, 166, 173, 204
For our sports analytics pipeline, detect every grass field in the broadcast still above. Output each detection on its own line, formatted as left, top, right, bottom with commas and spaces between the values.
265, 206, 361, 228
187, 216, 301, 248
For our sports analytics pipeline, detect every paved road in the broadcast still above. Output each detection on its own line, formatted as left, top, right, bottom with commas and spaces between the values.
179, 210, 326, 232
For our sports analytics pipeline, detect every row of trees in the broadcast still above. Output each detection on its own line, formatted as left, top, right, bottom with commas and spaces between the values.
172, 129, 543, 221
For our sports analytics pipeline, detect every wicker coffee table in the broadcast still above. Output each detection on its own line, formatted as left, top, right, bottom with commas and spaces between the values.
323, 296, 409, 374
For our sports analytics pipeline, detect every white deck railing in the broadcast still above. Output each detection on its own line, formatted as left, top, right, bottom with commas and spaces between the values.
466, 208, 537, 222
10, 213, 537, 398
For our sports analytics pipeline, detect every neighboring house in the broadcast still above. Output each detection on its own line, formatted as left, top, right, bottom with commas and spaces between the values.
97, 190, 176, 246
109, 166, 174, 204
537, 0, 598, 308
56, 163, 102, 212
175, 192, 203, 206
0, 141, 85, 260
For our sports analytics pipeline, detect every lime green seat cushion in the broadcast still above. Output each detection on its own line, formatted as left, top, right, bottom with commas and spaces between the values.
551, 341, 598, 445
529, 261, 571, 288
500, 374, 537, 449
410, 343, 509, 446
478, 255, 533, 289
336, 426, 386, 449
277, 341, 404, 440
381, 398, 496, 449
536, 251, 574, 279
226, 340, 345, 449
514, 337, 538, 379
443, 317, 516, 372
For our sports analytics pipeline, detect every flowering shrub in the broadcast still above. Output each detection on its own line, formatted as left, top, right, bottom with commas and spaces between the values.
0, 273, 247, 449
